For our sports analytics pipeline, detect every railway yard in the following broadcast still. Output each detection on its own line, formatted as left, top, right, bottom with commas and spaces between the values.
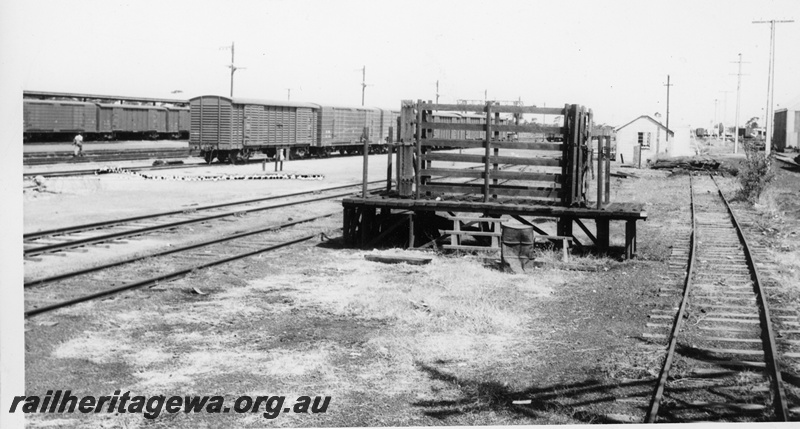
19, 135, 800, 427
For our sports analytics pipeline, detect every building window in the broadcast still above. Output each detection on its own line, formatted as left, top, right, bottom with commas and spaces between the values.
643, 132, 651, 149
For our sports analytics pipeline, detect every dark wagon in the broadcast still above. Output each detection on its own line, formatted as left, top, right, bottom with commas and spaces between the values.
97, 104, 168, 140
23, 100, 99, 141
190, 95, 319, 163
166, 106, 190, 139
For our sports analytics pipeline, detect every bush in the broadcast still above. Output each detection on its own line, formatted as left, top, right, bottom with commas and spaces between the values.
737, 143, 775, 203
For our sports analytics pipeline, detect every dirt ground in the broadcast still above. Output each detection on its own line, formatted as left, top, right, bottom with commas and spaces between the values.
22, 143, 800, 427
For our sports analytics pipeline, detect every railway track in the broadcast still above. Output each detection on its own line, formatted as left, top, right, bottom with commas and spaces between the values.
24, 213, 339, 318
24, 180, 385, 258
23, 148, 192, 165
645, 174, 800, 422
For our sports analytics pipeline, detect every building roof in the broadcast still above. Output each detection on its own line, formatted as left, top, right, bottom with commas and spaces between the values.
616, 115, 674, 136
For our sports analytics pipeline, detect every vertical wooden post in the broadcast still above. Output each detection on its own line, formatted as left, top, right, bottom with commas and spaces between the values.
596, 219, 610, 250
604, 136, 611, 203
398, 101, 415, 197
561, 104, 572, 206
343, 206, 352, 246
597, 135, 604, 209
408, 213, 415, 248
415, 100, 423, 200
451, 217, 460, 247
362, 127, 369, 198
492, 111, 499, 198
625, 220, 636, 259
483, 102, 493, 202
386, 126, 394, 193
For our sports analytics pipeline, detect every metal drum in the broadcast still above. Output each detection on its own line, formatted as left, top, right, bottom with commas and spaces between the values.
501, 224, 535, 273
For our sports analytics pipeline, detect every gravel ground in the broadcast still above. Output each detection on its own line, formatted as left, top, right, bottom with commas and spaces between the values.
20, 143, 800, 427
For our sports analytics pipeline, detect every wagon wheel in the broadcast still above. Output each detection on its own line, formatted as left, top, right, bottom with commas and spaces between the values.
292, 147, 308, 159
203, 151, 215, 164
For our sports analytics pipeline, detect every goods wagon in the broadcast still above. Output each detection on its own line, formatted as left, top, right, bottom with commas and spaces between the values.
23, 100, 98, 141
97, 104, 168, 139
380, 109, 400, 143
23, 98, 188, 142
190, 95, 319, 163
315, 106, 385, 155
166, 106, 190, 139
424, 112, 463, 141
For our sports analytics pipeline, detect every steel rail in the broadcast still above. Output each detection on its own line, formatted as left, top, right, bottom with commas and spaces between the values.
23, 163, 207, 178
710, 174, 789, 421
645, 173, 697, 422
25, 186, 382, 257
24, 212, 336, 288
25, 229, 336, 318
24, 180, 385, 240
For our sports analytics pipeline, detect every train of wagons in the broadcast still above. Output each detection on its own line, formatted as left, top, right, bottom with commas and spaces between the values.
189, 96, 523, 163
23, 93, 516, 163
23, 99, 190, 142
189, 95, 403, 163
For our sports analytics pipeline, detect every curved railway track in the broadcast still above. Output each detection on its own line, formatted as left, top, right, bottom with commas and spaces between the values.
24, 180, 385, 258
645, 174, 799, 422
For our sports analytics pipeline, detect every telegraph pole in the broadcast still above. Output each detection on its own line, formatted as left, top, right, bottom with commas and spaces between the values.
361, 66, 366, 106
224, 41, 245, 97
753, 19, 794, 154
436, 80, 440, 104
714, 99, 719, 138
287, 88, 291, 101
732, 53, 746, 154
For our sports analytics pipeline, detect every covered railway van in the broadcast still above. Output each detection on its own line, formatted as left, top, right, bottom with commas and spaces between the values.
23, 100, 98, 141
316, 106, 391, 155
190, 95, 319, 163
190, 95, 400, 162
97, 104, 168, 140
24, 98, 188, 141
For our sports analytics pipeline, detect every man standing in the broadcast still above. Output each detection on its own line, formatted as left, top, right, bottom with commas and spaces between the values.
73, 133, 84, 157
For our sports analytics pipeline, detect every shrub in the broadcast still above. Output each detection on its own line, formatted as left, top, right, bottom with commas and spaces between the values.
737, 143, 775, 203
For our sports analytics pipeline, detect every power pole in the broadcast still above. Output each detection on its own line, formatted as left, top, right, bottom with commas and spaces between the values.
361, 66, 366, 106
753, 19, 794, 154
714, 99, 719, 138
435, 80, 440, 104
287, 88, 291, 101
732, 53, 748, 154
223, 41, 246, 97
663, 75, 673, 152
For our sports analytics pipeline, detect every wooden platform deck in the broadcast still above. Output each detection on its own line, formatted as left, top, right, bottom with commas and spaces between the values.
342, 194, 647, 259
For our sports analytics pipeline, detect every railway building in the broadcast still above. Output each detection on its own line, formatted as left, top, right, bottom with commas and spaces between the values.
614, 115, 674, 166
773, 103, 799, 152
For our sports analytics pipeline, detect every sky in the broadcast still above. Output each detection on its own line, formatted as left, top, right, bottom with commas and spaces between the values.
2, 0, 799, 129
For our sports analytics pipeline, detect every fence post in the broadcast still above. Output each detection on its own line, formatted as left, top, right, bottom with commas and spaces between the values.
597, 135, 604, 209
386, 126, 394, 193
415, 100, 422, 200
362, 127, 369, 198
483, 102, 493, 202
604, 136, 611, 203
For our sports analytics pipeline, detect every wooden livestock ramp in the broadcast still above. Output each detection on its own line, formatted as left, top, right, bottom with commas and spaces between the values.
343, 100, 645, 259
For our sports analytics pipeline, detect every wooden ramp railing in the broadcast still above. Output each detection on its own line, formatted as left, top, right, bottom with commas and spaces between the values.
397, 100, 593, 207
